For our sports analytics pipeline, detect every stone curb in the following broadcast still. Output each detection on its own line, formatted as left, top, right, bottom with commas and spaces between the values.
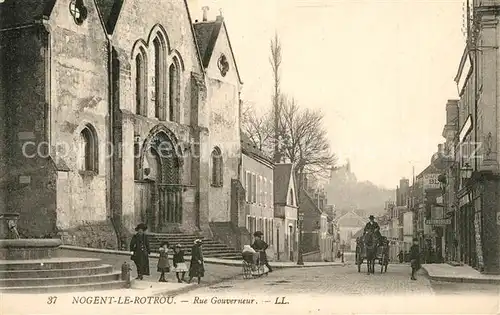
421, 266, 500, 284
60, 245, 346, 268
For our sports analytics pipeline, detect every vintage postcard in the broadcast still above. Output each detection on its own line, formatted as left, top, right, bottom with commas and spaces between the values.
0, 0, 500, 314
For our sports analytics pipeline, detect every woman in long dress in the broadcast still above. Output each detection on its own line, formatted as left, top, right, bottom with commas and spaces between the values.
130, 223, 150, 280
188, 239, 204, 284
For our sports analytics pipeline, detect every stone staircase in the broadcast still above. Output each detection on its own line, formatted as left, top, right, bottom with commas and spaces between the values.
147, 233, 241, 260
0, 257, 126, 293
0, 238, 127, 294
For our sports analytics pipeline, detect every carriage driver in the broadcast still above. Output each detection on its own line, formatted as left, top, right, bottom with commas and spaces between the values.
364, 215, 382, 243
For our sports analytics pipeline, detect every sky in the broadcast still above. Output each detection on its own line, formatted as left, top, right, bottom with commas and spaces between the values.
188, 0, 466, 189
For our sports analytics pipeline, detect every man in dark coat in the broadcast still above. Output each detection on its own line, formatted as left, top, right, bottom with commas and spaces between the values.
130, 223, 150, 280
409, 237, 420, 280
364, 215, 382, 244
251, 231, 273, 272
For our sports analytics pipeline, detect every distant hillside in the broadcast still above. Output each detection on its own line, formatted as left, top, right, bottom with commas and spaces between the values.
325, 162, 395, 216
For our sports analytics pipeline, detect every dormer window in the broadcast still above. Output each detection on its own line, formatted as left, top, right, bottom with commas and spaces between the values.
69, 0, 87, 25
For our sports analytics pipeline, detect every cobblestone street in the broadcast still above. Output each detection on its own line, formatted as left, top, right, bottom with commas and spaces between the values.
175, 264, 500, 314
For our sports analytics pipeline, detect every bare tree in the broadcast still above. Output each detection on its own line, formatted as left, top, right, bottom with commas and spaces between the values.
241, 101, 274, 155
270, 32, 282, 163
276, 97, 337, 188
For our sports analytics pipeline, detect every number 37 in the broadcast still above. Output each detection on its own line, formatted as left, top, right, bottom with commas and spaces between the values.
47, 296, 57, 304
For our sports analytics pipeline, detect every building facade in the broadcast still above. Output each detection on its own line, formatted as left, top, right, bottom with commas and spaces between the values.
451, 0, 500, 273
273, 164, 298, 261
240, 134, 275, 258
299, 189, 335, 261
0, 0, 242, 249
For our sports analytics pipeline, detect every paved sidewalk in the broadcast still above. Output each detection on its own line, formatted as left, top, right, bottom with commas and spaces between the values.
422, 263, 500, 284
60, 245, 346, 268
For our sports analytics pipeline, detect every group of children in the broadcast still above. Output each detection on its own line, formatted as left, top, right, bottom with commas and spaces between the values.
156, 242, 189, 283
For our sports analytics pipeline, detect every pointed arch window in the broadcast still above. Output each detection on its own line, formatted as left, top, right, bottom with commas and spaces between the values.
289, 188, 294, 206
169, 58, 180, 123
79, 124, 98, 173
135, 48, 147, 116
153, 36, 166, 120
211, 147, 223, 187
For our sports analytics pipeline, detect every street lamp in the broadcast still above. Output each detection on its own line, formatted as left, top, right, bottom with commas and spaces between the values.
461, 163, 473, 179
297, 212, 304, 265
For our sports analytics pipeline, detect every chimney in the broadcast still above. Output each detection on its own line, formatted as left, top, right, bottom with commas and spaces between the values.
216, 8, 224, 22
202, 6, 209, 21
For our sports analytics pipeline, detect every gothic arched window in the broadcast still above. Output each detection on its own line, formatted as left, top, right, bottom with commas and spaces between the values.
135, 48, 147, 116
79, 124, 98, 173
211, 147, 223, 187
169, 58, 180, 122
153, 36, 166, 120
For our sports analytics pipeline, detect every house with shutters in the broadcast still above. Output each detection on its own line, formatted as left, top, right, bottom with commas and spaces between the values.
273, 164, 299, 261
240, 134, 276, 258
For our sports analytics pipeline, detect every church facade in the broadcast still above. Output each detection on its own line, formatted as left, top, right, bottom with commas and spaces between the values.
0, 0, 242, 249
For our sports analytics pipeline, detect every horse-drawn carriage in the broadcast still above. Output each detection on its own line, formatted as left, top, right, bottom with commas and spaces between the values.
355, 232, 389, 274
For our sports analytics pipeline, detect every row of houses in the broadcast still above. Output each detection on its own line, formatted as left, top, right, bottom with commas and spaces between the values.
388, 0, 500, 274
240, 134, 338, 261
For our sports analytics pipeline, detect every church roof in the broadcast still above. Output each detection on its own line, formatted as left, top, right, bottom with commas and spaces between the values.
193, 18, 243, 84
95, 0, 123, 34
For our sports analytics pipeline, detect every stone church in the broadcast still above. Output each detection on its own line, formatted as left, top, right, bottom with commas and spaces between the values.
0, 0, 243, 249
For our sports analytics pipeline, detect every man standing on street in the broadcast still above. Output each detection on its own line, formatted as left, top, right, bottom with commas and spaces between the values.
409, 237, 420, 280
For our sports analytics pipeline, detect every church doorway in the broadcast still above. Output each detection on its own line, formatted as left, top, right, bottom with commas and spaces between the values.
136, 130, 182, 232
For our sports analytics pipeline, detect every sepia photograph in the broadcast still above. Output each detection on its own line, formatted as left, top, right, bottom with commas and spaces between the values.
0, 0, 500, 314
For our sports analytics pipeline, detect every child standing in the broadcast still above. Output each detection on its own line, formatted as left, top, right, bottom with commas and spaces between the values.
172, 244, 188, 283
157, 241, 170, 282
409, 237, 420, 280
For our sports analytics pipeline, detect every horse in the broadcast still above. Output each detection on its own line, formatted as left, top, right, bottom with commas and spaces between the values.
364, 230, 378, 274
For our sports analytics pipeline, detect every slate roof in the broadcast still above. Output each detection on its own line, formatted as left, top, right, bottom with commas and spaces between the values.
299, 189, 323, 216
94, 0, 123, 34
193, 18, 243, 84
274, 164, 294, 205
0, 0, 56, 28
193, 22, 221, 68
241, 133, 273, 165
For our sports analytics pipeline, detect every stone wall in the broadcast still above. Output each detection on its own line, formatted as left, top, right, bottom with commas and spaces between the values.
0, 24, 59, 238
47, 0, 116, 245
110, 0, 207, 237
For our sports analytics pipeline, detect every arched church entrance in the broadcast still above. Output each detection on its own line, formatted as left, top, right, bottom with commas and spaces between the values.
136, 129, 183, 232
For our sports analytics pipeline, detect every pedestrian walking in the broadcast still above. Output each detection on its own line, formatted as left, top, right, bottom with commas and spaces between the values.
130, 223, 150, 280
157, 241, 170, 282
251, 231, 273, 272
398, 250, 404, 263
172, 244, 188, 283
409, 237, 420, 281
188, 239, 204, 284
